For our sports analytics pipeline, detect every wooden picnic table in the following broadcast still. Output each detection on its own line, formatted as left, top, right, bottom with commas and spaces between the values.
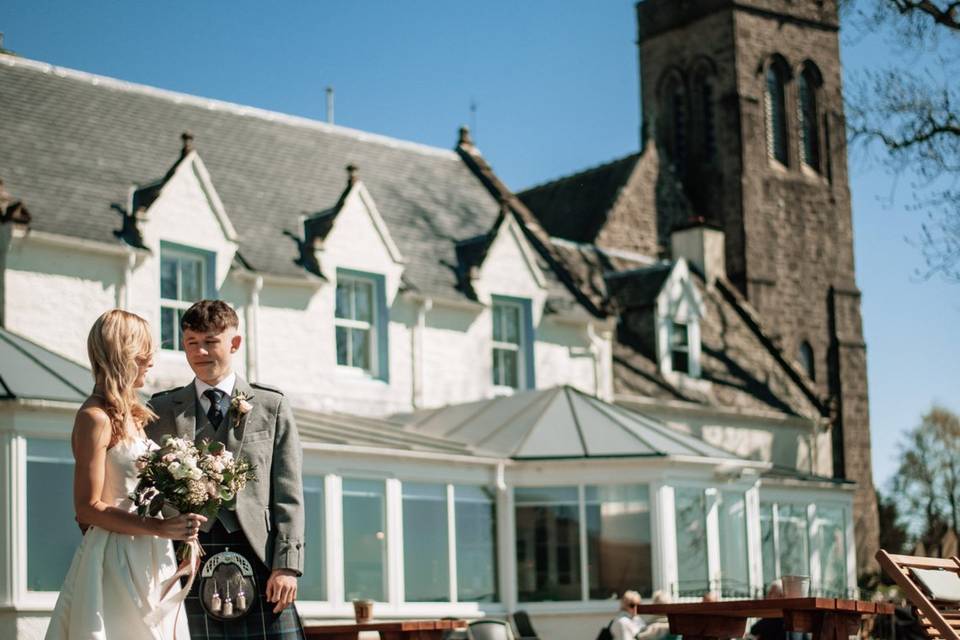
304, 618, 466, 640
634, 597, 895, 640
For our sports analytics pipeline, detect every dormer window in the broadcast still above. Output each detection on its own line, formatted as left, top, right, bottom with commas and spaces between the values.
335, 269, 389, 380
670, 322, 691, 373
160, 242, 214, 351
492, 301, 522, 389
491, 296, 535, 391
335, 275, 375, 371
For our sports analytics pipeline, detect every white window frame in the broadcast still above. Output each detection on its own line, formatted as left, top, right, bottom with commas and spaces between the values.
334, 274, 378, 376
159, 245, 208, 352
513, 482, 656, 604
491, 299, 526, 392
665, 317, 702, 379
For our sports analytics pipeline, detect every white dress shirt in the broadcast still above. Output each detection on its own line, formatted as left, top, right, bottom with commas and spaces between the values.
610, 611, 646, 640
194, 371, 237, 415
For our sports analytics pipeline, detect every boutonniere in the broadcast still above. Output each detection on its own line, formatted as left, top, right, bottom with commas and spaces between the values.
230, 391, 253, 430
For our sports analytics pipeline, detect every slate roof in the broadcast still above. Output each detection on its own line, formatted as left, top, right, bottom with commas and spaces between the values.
518, 154, 642, 243
0, 327, 91, 403
0, 55, 580, 309
394, 385, 758, 463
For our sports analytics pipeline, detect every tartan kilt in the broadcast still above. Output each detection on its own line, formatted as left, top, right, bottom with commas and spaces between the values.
182, 522, 305, 640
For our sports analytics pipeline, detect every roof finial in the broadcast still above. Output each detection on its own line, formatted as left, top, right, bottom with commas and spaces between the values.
346, 164, 358, 186
458, 126, 473, 147
180, 131, 195, 156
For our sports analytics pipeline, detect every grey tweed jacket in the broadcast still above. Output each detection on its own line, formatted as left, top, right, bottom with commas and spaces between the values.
147, 376, 305, 575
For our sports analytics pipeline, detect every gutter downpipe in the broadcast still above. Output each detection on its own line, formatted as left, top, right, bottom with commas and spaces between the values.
245, 275, 263, 383
411, 297, 432, 409
118, 249, 136, 310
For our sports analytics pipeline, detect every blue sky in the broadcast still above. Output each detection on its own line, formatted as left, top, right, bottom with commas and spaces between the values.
1, 1, 956, 489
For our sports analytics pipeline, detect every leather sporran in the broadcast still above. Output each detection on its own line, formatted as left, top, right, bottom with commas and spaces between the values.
199, 549, 257, 621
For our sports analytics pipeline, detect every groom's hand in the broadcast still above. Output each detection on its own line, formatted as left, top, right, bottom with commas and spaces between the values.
266, 569, 298, 613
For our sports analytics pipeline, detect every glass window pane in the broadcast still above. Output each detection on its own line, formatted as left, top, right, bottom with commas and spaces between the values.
300, 476, 326, 601
585, 485, 652, 599
816, 506, 847, 597
778, 504, 809, 579
335, 281, 352, 319
671, 350, 689, 374
671, 323, 688, 348
674, 487, 709, 596
351, 328, 370, 371
354, 281, 373, 323
27, 439, 80, 591
501, 350, 518, 388
515, 485, 581, 601
455, 486, 498, 602
766, 67, 788, 164
180, 257, 203, 302
718, 492, 750, 597
402, 483, 449, 602
492, 305, 504, 342
492, 349, 502, 386
160, 255, 178, 300
760, 503, 776, 589
336, 326, 349, 366
342, 479, 387, 602
503, 306, 520, 344
161, 306, 176, 351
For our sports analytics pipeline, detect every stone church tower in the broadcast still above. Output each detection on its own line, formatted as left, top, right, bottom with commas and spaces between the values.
635, 0, 879, 572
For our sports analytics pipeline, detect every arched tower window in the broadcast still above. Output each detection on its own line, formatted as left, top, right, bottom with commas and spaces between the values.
797, 62, 822, 170
798, 341, 815, 381
764, 58, 789, 165
691, 57, 718, 164
700, 79, 716, 161
659, 70, 688, 177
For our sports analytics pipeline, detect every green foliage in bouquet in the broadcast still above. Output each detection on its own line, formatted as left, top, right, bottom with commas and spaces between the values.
130, 435, 257, 520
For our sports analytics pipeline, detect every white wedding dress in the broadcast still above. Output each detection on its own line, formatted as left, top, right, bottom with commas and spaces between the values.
45, 437, 190, 640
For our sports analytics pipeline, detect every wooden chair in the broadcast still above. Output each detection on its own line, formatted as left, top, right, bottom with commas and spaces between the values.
877, 549, 960, 639
467, 620, 513, 640
509, 610, 540, 640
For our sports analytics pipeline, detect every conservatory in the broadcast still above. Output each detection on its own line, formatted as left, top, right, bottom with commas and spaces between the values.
1, 335, 855, 638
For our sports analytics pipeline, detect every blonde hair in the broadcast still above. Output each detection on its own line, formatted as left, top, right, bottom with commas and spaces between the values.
620, 590, 642, 610
87, 309, 157, 446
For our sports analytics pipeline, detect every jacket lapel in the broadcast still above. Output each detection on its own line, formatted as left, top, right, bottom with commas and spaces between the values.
171, 383, 198, 440
226, 376, 256, 457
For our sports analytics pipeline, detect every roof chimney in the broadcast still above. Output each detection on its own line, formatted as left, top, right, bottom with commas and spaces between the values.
670, 217, 726, 284
458, 126, 474, 148
326, 86, 335, 124
346, 164, 358, 187
180, 131, 195, 156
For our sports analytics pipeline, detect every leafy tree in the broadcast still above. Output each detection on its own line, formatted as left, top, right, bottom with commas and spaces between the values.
843, 0, 960, 279
876, 490, 909, 556
890, 406, 960, 551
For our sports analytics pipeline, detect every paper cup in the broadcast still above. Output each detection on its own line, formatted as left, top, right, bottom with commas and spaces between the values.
352, 599, 374, 623
782, 575, 810, 598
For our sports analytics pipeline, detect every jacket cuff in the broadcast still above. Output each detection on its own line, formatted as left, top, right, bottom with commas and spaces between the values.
272, 537, 304, 576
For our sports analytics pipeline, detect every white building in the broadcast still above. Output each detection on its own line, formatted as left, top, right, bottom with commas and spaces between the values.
0, 54, 856, 639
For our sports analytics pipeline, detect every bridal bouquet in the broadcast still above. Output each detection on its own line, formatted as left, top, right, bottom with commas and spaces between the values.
130, 435, 257, 520
132, 435, 258, 625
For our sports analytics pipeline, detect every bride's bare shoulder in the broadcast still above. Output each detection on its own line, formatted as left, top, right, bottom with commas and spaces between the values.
73, 398, 111, 448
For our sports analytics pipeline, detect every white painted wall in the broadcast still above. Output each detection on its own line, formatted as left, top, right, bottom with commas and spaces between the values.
3, 238, 123, 365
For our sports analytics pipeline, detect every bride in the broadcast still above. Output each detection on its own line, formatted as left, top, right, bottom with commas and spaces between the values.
45, 310, 206, 639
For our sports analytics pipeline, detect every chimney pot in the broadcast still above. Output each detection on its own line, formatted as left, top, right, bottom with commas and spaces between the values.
346, 164, 358, 186
670, 220, 726, 284
181, 131, 195, 155
458, 126, 473, 147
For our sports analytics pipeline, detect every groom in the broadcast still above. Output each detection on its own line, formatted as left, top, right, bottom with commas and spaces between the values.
148, 299, 305, 640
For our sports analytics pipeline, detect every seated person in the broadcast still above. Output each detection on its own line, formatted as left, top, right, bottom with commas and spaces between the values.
636, 591, 677, 640
608, 591, 646, 640
749, 580, 786, 640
